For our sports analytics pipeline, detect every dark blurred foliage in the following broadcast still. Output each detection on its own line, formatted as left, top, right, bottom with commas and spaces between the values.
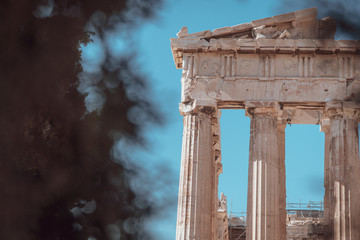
279, 0, 360, 39
0, 0, 163, 239
313, 0, 360, 39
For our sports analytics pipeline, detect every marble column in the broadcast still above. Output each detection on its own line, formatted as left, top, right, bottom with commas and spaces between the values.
212, 110, 223, 240
325, 103, 360, 240
245, 104, 285, 240
321, 118, 331, 236
176, 103, 217, 240
277, 123, 287, 240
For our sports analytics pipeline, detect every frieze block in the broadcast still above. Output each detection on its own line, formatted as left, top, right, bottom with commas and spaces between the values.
236, 54, 259, 77
198, 54, 221, 76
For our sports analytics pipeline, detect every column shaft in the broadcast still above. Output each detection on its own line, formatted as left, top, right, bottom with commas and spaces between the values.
212, 111, 223, 240
246, 114, 284, 240
176, 112, 215, 240
277, 124, 287, 240
328, 117, 360, 240
322, 123, 331, 235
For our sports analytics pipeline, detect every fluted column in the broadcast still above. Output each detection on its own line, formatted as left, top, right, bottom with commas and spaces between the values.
245, 102, 285, 240
321, 118, 331, 236
176, 102, 217, 240
277, 123, 287, 240
325, 102, 360, 240
212, 110, 224, 240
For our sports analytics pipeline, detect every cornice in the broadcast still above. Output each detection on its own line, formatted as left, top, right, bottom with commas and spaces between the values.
171, 39, 360, 69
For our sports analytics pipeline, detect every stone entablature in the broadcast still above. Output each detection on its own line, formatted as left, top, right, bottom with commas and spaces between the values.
171, 40, 360, 68
172, 41, 360, 106
172, 10, 360, 124
171, 8, 360, 125
174, 46, 360, 79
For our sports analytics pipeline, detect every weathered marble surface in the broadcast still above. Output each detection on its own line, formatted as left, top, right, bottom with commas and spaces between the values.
172, 7, 360, 240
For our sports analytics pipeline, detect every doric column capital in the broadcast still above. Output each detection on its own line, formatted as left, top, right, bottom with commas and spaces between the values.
245, 101, 282, 118
343, 102, 360, 120
325, 101, 360, 120
324, 101, 343, 119
179, 100, 217, 116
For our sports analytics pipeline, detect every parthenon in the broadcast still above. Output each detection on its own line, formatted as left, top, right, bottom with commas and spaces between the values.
170, 7, 360, 240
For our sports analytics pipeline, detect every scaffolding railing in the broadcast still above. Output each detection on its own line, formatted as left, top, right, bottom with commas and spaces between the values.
286, 200, 324, 211
286, 201, 324, 218
228, 212, 247, 218
227, 200, 324, 223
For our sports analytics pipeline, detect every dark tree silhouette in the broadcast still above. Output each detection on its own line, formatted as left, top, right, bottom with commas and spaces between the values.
279, 0, 360, 39
314, 0, 360, 39
0, 0, 162, 239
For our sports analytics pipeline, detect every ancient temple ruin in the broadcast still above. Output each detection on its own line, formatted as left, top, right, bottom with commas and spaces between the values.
170, 7, 360, 240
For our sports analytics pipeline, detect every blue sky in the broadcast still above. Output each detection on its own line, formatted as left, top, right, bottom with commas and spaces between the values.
82, 0, 334, 238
